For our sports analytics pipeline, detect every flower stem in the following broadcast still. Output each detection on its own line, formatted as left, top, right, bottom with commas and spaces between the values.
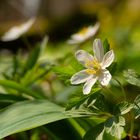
67, 118, 86, 138
129, 112, 135, 140
101, 85, 118, 102
113, 78, 126, 100
47, 79, 55, 99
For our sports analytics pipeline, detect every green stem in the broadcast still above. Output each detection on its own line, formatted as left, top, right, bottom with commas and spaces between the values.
99, 112, 113, 118
68, 118, 86, 138
47, 80, 55, 99
114, 78, 126, 100
41, 126, 61, 140
101, 86, 118, 102
129, 112, 135, 140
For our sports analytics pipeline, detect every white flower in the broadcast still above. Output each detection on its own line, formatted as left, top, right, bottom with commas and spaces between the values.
1, 18, 35, 41
68, 23, 100, 45
70, 39, 115, 95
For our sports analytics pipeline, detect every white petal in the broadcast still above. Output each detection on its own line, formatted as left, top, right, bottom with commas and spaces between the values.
72, 34, 84, 42
86, 23, 100, 38
68, 23, 100, 45
67, 35, 84, 44
75, 50, 94, 67
70, 70, 91, 85
67, 39, 79, 45
83, 76, 98, 94
1, 18, 35, 41
102, 50, 115, 69
98, 69, 111, 86
93, 39, 104, 62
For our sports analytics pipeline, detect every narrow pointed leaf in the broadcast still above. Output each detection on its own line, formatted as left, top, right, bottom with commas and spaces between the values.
0, 100, 69, 139
103, 39, 110, 53
23, 45, 41, 75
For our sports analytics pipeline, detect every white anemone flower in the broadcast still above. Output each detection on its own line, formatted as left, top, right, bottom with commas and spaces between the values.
1, 18, 35, 41
70, 39, 115, 95
68, 23, 100, 45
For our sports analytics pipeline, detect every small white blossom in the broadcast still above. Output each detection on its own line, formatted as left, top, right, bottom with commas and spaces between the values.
70, 39, 115, 95
68, 23, 100, 45
1, 18, 35, 41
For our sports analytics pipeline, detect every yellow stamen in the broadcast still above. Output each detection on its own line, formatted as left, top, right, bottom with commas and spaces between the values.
85, 59, 101, 75
93, 59, 100, 69
85, 60, 94, 68
79, 27, 88, 35
85, 59, 101, 69
86, 69, 96, 74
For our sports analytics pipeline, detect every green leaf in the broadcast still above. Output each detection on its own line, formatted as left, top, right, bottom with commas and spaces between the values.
114, 101, 133, 115
2, 53, 22, 81
23, 45, 41, 75
103, 131, 119, 140
66, 89, 102, 111
86, 92, 107, 113
0, 94, 26, 109
0, 79, 43, 99
103, 39, 110, 53
70, 56, 84, 72
133, 94, 140, 119
123, 69, 140, 87
39, 36, 48, 58
66, 91, 109, 118
108, 62, 117, 75
12, 55, 19, 79
53, 66, 75, 81
83, 120, 121, 140
0, 100, 69, 139
65, 92, 88, 111
21, 63, 52, 86
83, 123, 104, 140
0, 93, 25, 103
104, 116, 125, 139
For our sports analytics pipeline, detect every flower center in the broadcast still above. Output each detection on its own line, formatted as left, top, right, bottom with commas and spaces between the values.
79, 27, 88, 35
85, 59, 101, 75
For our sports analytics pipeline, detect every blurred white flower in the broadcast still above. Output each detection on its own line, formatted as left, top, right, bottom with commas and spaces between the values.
1, 18, 35, 41
70, 39, 115, 95
68, 23, 100, 45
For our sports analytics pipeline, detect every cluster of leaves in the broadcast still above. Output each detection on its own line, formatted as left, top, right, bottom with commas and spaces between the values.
66, 89, 140, 140
0, 37, 51, 101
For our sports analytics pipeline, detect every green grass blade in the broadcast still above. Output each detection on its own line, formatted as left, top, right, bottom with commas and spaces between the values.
0, 100, 69, 139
